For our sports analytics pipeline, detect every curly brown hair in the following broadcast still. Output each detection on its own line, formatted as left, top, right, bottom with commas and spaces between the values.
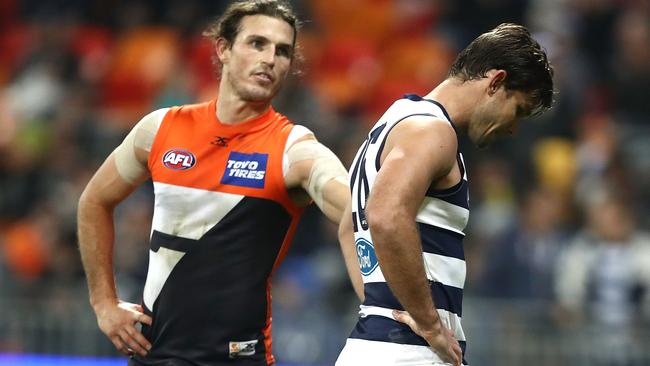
449, 23, 555, 116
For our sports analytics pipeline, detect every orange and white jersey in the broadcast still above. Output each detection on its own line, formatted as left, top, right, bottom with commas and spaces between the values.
130, 100, 310, 366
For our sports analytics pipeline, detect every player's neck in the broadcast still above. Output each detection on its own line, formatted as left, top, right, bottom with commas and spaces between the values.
425, 78, 483, 133
215, 85, 272, 125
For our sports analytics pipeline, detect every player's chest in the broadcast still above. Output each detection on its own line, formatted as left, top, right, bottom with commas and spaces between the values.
152, 131, 283, 193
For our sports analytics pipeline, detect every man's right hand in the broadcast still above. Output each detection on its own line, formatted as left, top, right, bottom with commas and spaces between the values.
94, 300, 153, 357
393, 310, 462, 366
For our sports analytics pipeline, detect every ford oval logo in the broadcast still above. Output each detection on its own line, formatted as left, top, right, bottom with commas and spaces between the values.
356, 238, 379, 276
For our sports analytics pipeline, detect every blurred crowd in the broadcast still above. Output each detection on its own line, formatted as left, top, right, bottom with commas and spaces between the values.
1, 0, 650, 364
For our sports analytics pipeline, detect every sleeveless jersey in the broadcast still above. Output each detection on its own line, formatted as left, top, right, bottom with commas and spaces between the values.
348, 94, 470, 364
130, 100, 305, 366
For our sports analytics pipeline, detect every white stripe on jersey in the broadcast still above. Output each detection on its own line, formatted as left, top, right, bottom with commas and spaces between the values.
151, 182, 245, 240
423, 253, 466, 289
143, 247, 185, 309
416, 196, 469, 235
351, 251, 465, 288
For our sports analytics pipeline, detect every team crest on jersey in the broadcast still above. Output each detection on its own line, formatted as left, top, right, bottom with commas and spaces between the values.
356, 238, 379, 275
221, 152, 268, 189
162, 149, 196, 170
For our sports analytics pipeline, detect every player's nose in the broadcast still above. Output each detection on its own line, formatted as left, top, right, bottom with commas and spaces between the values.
260, 47, 276, 67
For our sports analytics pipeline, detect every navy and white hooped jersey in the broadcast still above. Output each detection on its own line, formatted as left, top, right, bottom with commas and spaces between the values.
348, 94, 469, 364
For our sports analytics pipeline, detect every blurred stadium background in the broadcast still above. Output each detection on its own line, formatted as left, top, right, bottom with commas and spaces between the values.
1, 0, 650, 365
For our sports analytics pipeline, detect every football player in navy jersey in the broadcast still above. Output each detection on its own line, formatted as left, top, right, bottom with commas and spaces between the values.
337, 23, 554, 366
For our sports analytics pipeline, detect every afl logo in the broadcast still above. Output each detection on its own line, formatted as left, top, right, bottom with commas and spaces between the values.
162, 149, 196, 170
356, 238, 379, 276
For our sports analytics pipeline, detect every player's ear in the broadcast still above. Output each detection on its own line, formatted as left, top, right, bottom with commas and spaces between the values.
216, 37, 232, 65
487, 69, 507, 96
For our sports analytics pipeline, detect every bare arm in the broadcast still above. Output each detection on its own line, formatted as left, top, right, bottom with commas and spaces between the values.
77, 110, 163, 356
338, 203, 364, 301
285, 134, 362, 298
78, 153, 143, 310
78, 152, 153, 355
366, 117, 461, 366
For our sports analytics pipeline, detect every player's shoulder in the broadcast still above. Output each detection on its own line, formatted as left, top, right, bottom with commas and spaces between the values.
394, 115, 457, 144
384, 116, 458, 167
383, 96, 456, 134
140, 107, 171, 122
133, 107, 172, 133
284, 124, 316, 151
289, 124, 315, 139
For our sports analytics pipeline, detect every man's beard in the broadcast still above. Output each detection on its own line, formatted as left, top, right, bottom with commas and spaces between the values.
229, 73, 279, 102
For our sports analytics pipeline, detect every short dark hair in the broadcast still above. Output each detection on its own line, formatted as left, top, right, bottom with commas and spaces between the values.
203, 0, 301, 74
449, 23, 554, 116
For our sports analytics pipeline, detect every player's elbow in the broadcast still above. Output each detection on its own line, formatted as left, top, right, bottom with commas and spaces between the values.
78, 186, 92, 211
78, 189, 98, 222
365, 201, 402, 240
77, 184, 115, 215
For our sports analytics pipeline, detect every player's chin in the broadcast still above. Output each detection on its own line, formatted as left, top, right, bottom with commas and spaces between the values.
242, 87, 277, 102
258, 81, 283, 95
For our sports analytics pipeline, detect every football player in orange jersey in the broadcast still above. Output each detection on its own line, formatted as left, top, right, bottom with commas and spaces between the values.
78, 1, 362, 365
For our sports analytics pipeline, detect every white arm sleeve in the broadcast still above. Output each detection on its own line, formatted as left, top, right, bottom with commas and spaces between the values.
114, 108, 169, 183
283, 124, 314, 176
286, 138, 348, 208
